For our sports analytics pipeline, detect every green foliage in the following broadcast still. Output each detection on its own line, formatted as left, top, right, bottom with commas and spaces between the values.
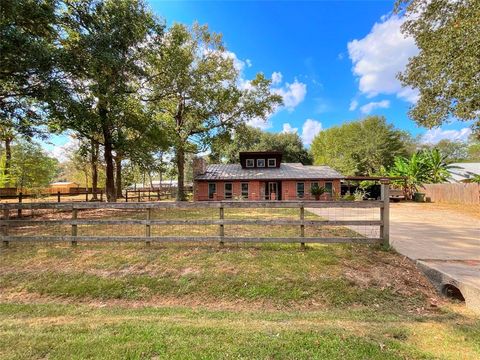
0, 0, 60, 138
49, 0, 166, 201
210, 124, 312, 164
388, 148, 459, 197
0, 154, 14, 187
396, 0, 480, 134
6, 140, 59, 191
310, 116, 413, 176
148, 23, 282, 199
423, 139, 468, 163
310, 183, 326, 198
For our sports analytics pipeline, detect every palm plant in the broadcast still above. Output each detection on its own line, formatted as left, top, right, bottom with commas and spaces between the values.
422, 148, 457, 183
388, 148, 461, 199
388, 152, 428, 199
310, 184, 326, 200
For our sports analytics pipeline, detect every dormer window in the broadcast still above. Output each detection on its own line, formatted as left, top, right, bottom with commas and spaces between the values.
267, 158, 276, 167
246, 159, 254, 168
257, 159, 265, 167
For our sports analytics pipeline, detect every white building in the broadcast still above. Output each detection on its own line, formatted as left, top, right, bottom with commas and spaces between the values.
449, 163, 480, 182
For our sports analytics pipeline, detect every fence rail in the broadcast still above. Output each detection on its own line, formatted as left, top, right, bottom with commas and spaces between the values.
0, 184, 390, 248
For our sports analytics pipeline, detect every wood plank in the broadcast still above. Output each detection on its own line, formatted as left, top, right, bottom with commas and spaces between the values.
3, 235, 382, 244
0, 200, 383, 210
0, 219, 383, 226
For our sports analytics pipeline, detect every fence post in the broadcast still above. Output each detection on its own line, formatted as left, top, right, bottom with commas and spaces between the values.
57, 191, 61, 203
2, 208, 9, 248
85, 192, 88, 202
125, 190, 128, 202
145, 207, 151, 246
300, 204, 305, 250
380, 181, 390, 247
71, 207, 78, 247
219, 205, 224, 247
18, 192, 22, 218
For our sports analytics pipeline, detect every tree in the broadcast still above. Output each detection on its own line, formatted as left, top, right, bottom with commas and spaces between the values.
310, 116, 413, 176
427, 139, 468, 163
395, 0, 480, 135
8, 140, 59, 191
209, 124, 312, 164
466, 135, 480, 161
52, 0, 165, 201
0, 0, 61, 178
148, 23, 282, 200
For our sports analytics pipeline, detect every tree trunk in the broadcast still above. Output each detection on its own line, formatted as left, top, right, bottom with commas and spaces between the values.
90, 140, 99, 201
115, 155, 123, 198
176, 146, 186, 201
100, 105, 116, 202
4, 137, 12, 187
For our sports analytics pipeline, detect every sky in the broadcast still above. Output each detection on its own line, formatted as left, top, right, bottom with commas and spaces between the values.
47, 0, 473, 158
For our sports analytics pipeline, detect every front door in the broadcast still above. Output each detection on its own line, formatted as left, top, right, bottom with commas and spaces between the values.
268, 182, 278, 200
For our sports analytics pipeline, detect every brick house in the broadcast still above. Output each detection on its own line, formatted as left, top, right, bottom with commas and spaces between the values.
193, 151, 343, 201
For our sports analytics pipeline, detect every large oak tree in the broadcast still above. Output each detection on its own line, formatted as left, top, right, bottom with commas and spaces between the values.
52, 0, 165, 201
396, 0, 480, 135
148, 23, 282, 200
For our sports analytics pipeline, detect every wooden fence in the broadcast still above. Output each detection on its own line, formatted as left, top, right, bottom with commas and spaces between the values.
0, 185, 390, 248
125, 186, 193, 202
422, 183, 479, 204
0, 190, 104, 203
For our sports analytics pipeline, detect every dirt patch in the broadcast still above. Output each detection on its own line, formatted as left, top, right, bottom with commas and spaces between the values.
342, 247, 440, 301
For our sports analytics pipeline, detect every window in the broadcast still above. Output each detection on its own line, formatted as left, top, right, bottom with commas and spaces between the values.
257, 158, 265, 167
224, 183, 233, 199
267, 158, 276, 167
325, 182, 333, 195
296, 182, 305, 198
208, 183, 216, 199
310, 182, 319, 190
241, 183, 249, 199
246, 159, 254, 168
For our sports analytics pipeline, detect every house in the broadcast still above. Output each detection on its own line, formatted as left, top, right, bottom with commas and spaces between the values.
193, 151, 343, 201
48, 181, 80, 194
448, 163, 480, 183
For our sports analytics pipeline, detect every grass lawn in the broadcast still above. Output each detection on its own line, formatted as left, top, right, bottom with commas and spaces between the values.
1, 207, 478, 359
1, 241, 479, 360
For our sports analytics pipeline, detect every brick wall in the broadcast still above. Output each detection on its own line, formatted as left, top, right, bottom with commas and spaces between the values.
195, 179, 341, 201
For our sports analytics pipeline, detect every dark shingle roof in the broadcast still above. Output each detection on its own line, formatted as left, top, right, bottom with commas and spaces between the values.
195, 163, 343, 181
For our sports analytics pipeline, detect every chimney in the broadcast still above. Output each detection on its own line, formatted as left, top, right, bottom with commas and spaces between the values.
193, 157, 207, 177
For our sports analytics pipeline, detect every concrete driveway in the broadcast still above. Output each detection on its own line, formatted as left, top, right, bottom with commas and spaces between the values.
389, 203, 480, 261
308, 202, 480, 312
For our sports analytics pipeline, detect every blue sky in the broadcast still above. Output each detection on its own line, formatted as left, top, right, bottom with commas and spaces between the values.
47, 0, 473, 157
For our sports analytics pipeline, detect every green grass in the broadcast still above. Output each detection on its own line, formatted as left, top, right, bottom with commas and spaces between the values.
0, 243, 479, 359
0, 301, 479, 360
0, 207, 478, 359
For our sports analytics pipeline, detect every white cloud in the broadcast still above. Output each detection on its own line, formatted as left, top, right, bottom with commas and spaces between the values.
347, 15, 419, 103
223, 50, 247, 72
359, 100, 390, 114
349, 99, 359, 111
301, 119, 322, 145
245, 59, 252, 67
246, 117, 272, 130
273, 79, 307, 111
421, 127, 472, 144
282, 123, 298, 134
271, 71, 283, 85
